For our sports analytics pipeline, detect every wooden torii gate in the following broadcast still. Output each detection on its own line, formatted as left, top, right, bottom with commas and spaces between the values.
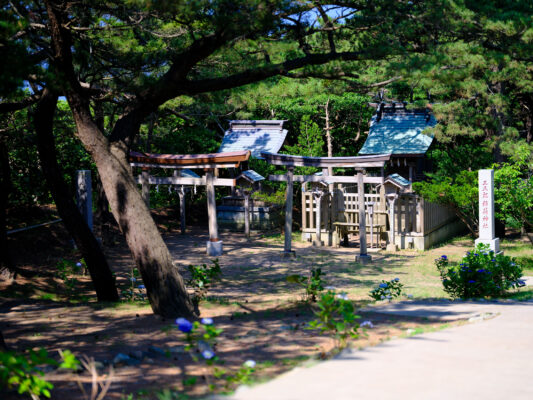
129, 150, 251, 256
261, 152, 391, 262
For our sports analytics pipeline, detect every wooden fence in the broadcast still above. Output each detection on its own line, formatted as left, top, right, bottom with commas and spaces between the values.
302, 189, 456, 239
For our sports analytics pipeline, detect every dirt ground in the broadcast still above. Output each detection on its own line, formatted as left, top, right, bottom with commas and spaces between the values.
2, 214, 526, 399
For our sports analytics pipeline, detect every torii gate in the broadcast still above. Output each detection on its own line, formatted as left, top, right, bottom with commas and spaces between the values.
129, 150, 251, 256
261, 152, 391, 262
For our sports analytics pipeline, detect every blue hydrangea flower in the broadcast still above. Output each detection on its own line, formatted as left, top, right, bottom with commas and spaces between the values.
468, 280, 476, 284
76, 262, 83, 268
394, 277, 400, 282
138, 284, 145, 289
202, 350, 215, 360
336, 293, 349, 300
361, 320, 374, 328
517, 280, 526, 287
443, 279, 448, 283
441, 255, 447, 260
379, 283, 388, 289
201, 318, 213, 325
491, 259, 496, 262
477, 269, 485, 273
130, 277, 136, 282
175, 318, 193, 333
474, 253, 479, 257
511, 262, 516, 267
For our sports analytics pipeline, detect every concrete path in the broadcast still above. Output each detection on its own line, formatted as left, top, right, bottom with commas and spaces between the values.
228, 300, 533, 400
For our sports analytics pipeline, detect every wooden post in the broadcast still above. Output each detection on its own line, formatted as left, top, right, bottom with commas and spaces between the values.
386, 195, 398, 251
283, 167, 295, 257
244, 191, 251, 239
355, 171, 371, 263
173, 170, 187, 235
141, 169, 150, 208
206, 170, 223, 256
418, 197, 425, 235
369, 202, 374, 248
313, 190, 324, 247
179, 186, 186, 235
76, 170, 93, 231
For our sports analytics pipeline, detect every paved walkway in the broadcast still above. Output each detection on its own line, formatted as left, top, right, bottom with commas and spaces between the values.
228, 300, 533, 400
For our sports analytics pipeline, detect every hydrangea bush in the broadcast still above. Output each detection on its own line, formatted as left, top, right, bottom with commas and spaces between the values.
286, 267, 325, 302
307, 291, 360, 349
369, 278, 403, 301
435, 244, 524, 299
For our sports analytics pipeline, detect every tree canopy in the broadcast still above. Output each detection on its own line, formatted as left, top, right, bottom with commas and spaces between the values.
1, 0, 532, 315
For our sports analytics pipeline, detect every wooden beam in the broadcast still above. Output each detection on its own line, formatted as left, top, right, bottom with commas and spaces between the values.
130, 162, 240, 169
129, 150, 250, 166
261, 152, 390, 168
135, 175, 236, 187
268, 175, 384, 184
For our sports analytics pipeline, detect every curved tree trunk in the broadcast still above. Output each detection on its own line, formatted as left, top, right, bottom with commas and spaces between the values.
67, 94, 195, 318
34, 89, 119, 302
44, 0, 195, 318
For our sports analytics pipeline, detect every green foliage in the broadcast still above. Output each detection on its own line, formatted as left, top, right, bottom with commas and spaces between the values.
121, 267, 146, 302
414, 169, 479, 235
186, 259, 222, 308
369, 278, 404, 301
435, 244, 524, 299
286, 267, 325, 302
54, 259, 84, 296
177, 318, 224, 391
4, 100, 94, 208
307, 291, 360, 349
0, 348, 78, 399
494, 149, 533, 232
213, 360, 257, 392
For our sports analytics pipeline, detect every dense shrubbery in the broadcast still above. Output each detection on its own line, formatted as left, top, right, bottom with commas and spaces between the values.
435, 245, 524, 299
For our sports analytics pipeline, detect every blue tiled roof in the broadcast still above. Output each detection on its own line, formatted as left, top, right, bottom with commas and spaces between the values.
240, 169, 265, 183
387, 173, 411, 187
359, 110, 436, 155
218, 120, 287, 158
181, 169, 200, 178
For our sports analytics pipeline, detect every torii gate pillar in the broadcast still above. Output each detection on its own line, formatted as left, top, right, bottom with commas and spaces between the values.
206, 170, 223, 256
282, 167, 296, 258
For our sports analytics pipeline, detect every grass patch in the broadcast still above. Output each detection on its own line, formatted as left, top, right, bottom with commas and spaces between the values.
503, 288, 533, 301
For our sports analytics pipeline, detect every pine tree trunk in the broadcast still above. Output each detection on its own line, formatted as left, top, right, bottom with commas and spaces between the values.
34, 89, 119, 302
44, 0, 195, 318
0, 137, 16, 277
66, 94, 196, 318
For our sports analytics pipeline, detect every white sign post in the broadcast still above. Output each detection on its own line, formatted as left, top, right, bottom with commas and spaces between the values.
475, 169, 500, 253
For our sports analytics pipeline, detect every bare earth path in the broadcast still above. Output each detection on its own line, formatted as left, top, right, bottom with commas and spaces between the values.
229, 299, 533, 400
